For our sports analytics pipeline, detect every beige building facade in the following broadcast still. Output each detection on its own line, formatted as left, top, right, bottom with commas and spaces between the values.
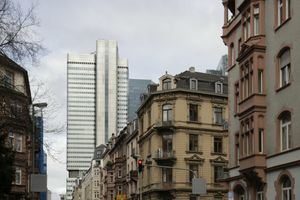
137, 68, 229, 200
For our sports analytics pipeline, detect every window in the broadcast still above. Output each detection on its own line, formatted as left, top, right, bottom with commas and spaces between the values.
214, 137, 223, 153
257, 186, 264, 200
214, 166, 224, 182
189, 164, 198, 182
282, 176, 292, 200
279, 48, 291, 88
15, 136, 22, 152
258, 70, 263, 93
254, 6, 260, 36
215, 82, 223, 94
258, 129, 264, 153
162, 104, 172, 122
147, 110, 151, 127
277, 0, 290, 26
15, 168, 21, 185
162, 134, 173, 153
190, 79, 197, 90
243, 9, 251, 40
213, 107, 223, 124
4, 71, 14, 88
189, 104, 198, 122
8, 132, 14, 149
162, 168, 172, 183
189, 134, 198, 152
230, 44, 235, 66
241, 62, 253, 99
118, 167, 122, 178
163, 78, 171, 90
280, 112, 291, 151
118, 186, 122, 195
234, 83, 239, 114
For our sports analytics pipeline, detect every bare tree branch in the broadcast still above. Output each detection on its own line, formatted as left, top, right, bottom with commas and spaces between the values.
0, 0, 44, 64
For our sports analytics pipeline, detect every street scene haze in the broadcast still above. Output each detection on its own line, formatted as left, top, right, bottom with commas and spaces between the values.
0, 0, 299, 200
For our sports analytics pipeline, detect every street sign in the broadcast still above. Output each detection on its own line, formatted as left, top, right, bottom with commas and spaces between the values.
192, 178, 206, 195
30, 174, 47, 192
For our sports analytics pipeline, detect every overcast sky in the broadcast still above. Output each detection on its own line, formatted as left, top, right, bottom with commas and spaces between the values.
22, 0, 227, 197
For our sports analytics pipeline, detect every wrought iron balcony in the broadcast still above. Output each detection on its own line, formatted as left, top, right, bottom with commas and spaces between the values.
153, 149, 176, 165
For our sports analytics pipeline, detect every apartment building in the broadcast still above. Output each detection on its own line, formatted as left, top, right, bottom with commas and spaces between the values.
221, 0, 300, 199
137, 68, 229, 200
0, 55, 32, 199
125, 120, 139, 200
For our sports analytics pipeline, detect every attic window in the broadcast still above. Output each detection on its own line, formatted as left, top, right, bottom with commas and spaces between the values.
215, 82, 223, 94
190, 79, 197, 90
162, 78, 171, 90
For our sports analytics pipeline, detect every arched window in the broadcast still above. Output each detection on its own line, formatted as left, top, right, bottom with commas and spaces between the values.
256, 184, 264, 200
281, 176, 292, 200
162, 104, 172, 122
278, 48, 291, 88
162, 78, 171, 90
279, 111, 292, 151
234, 184, 246, 200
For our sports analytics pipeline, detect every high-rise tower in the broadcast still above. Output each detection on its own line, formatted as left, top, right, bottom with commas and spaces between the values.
66, 40, 128, 199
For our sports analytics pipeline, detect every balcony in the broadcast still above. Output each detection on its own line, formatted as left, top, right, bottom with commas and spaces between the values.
128, 170, 138, 182
154, 121, 175, 133
239, 154, 266, 182
153, 149, 176, 165
115, 156, 126, 164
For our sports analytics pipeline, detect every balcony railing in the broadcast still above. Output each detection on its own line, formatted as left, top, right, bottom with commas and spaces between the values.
153, 149, 176, 165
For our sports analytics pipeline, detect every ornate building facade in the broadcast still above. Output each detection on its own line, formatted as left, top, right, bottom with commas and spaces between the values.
222, 0, 300, 199
137, 68, 229, 200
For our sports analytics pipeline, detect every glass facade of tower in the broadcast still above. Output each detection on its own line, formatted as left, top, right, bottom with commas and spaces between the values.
128, 79, 152, 122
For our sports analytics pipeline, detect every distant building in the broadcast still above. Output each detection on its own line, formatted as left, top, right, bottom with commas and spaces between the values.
206, 55, 228, 76
66, 40, 128, 199
128, 79, 152, 122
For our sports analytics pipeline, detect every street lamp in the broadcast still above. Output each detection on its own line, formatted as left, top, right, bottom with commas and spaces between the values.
31, 102, 47, 200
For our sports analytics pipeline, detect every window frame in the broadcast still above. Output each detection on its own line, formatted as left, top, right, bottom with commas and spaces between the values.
214, 137, 223, 153
162, 168, 173, 183
189, 164, 198, 182
276, 0, 291, 28
189, 134, 198, 152
162, 104, 173, 122
190, 78, 198, 90
213, 107, 223, 125
214, 165, 224, 182
15, 168, 22, 185
215, 82, 223, 94
253, 6, 260, 36
280, 113, 291, 151
282, 176, 292, 200
162, 78, 172, 90
189, 104, 198, 122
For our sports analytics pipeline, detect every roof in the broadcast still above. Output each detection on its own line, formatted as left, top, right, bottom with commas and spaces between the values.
0, 55, 32, 102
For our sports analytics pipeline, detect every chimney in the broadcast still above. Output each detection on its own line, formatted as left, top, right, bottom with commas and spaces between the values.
189, 66, 195, 72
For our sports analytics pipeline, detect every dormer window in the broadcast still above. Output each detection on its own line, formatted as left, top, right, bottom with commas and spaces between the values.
162, 78, 171, 90
215, 82, 223, 94
190, 79, 197, 90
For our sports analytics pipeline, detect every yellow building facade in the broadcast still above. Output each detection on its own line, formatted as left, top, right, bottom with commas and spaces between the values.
137, 68, 229, 200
